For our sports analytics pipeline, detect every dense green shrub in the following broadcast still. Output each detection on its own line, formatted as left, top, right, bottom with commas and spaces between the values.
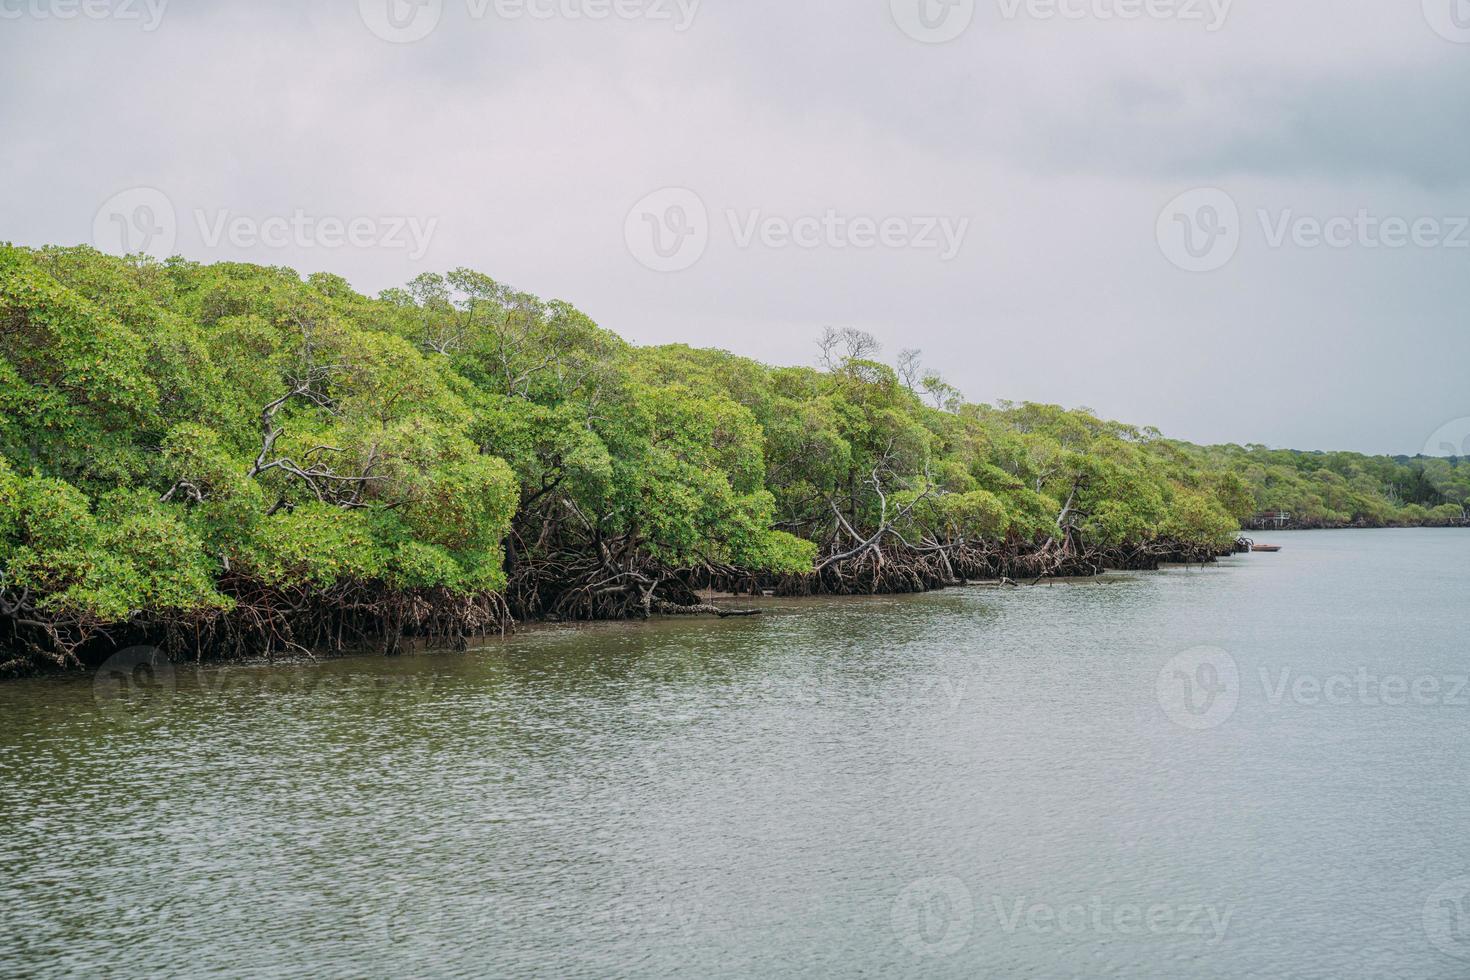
1, 244, 1461, 667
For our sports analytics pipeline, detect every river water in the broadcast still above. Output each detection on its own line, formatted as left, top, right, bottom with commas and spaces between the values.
3, 529, 1470, 978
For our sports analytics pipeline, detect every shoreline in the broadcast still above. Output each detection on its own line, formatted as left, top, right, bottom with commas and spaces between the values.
7, 525, 1462, 679
17, 561, 1221, 684
4, 553, 1235, 681
1244, 519, 1469, 532
4, 530, 1234, 677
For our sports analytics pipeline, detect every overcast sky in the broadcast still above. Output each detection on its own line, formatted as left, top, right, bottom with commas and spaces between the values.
3, 0, 1467, 454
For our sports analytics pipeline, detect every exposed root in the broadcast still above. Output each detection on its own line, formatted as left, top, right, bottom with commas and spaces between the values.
4, 531, 1229, 677
0, 578, 512, 676
762, 536, 1225, 597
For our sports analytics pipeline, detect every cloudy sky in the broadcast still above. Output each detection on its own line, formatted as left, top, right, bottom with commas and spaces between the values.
3, 0, 1467, 454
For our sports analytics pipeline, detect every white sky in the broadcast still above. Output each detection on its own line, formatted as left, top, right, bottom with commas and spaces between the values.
3, 0, 1468, 453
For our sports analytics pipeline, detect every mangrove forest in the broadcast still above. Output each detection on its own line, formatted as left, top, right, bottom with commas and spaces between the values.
1, 245, 1465, 674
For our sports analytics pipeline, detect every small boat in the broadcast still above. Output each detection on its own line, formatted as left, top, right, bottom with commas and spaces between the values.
1252, 544, 1282, 553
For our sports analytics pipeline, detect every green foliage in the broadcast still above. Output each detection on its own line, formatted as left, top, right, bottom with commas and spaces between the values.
0, 246, 522, 625
229, 504, 380, 588
2, 245, 1459, 642
1157, 490, 1240, 547
1183, 442, 1470, 527
3, 473, 228, 621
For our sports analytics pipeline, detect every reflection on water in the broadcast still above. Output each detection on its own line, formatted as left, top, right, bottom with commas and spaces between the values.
3, 530, 1470, 977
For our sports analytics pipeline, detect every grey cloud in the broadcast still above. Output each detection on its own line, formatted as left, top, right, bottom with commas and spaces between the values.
1, 0, 1466, 453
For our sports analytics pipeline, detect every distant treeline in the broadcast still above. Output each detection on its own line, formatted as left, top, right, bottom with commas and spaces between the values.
0, 245, 1459, 673
1203, 446, 1469, 529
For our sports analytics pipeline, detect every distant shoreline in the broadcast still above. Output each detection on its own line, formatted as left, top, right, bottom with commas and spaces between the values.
1244, 518, 1468, 532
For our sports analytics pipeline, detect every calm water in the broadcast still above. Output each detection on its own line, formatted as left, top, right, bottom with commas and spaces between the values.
4, 529, 1470, 978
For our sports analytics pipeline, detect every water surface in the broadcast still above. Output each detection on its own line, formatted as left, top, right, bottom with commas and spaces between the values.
3, 529, 1469, 977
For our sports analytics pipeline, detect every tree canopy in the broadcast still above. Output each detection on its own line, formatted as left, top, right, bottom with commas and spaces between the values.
1, 245, 1461, 671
